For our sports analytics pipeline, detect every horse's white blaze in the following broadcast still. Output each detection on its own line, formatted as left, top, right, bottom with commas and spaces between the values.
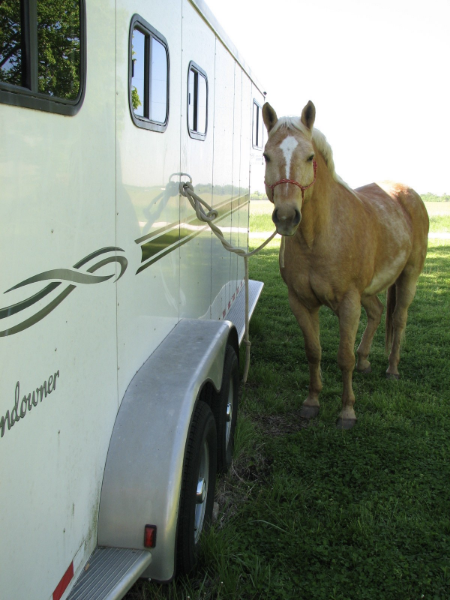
279, 136, 298, 179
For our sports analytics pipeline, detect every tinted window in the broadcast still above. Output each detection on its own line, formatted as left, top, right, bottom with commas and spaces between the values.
187, 62, 208, 140
37, 1, 81, 99
0, 0, 85, 114
150, 37, 167, 122
197, 72, 207, 134
131, 29, 145, 117
0, 2, 23, 87
129, 15, 169, 132
253, 100, 263, 149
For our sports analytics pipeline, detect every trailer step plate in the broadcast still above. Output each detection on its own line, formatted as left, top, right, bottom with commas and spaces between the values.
225, 279, 264, 344
67, 547, 152, 600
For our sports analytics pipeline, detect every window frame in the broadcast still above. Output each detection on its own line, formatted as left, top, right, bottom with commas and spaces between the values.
252, 100, 264, 150
0, 0, 86, 116
187, 61, 208, 141
128, 14, 170, 133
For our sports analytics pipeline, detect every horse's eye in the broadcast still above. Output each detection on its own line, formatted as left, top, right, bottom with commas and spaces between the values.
263, 153, 270, 162
308, 154, 315, 162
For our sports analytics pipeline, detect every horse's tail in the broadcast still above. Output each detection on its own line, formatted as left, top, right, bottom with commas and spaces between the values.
385, 284, 396, 354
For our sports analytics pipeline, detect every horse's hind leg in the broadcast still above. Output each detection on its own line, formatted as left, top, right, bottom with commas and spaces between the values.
336, 290, 361, 429
356, 295, 384, 373
288, 293, 322, 419
386, 268, 418, 379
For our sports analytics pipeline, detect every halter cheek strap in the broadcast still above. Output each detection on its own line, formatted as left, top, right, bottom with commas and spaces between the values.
265, 160, 318, 203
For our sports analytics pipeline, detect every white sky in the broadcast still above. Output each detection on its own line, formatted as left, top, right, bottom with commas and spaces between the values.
205, 0, 450, 195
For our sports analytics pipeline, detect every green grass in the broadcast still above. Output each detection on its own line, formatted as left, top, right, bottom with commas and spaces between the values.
125, 239, 450, 600
250, 213, 450, 234
429, 215, 450, 233
249, 213, 274, 233
249, 202, 450, 234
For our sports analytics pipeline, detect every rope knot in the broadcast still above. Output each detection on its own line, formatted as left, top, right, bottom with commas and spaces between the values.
179, 181, 194, 197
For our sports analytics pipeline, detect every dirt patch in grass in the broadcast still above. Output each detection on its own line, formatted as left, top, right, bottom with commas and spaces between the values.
254, 409, 312, 436
214, 443, 273, 528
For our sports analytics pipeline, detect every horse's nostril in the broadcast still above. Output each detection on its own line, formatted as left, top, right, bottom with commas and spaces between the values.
272, 209, 278, 224
294, 209, 301, 224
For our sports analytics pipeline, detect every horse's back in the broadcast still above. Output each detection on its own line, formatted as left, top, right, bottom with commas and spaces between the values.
356, 181, 429, 273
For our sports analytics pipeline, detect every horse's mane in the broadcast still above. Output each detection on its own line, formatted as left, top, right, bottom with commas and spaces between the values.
269, 117, 354, 194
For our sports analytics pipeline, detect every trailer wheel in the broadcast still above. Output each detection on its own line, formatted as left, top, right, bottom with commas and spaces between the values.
177, 401, 217, 575
214, 345, 239, 474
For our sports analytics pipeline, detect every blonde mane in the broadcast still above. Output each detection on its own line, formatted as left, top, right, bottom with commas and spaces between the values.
269, 117, 354, 194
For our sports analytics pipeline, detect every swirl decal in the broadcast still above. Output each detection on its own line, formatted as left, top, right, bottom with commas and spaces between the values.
0, 247, 128, 337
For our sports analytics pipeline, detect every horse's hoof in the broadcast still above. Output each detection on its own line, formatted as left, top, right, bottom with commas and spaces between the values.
336, 417, 356, 430
300, 405, 320, 420
386, 373, 400, 380
357, 365, 372, 374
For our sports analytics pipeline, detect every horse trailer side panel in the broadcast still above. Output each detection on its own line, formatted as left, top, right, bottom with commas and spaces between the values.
238, 72, 253, 268
210, 41, 236, 321
230, 66, 243, 299
115, 0, 183, 399
179, 0, 216, 321
0, 2, 118, 598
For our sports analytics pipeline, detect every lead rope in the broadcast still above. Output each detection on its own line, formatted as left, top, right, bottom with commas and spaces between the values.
179, 177, 277, 383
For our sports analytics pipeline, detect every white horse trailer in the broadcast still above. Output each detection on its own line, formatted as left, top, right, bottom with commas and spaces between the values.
0, 1, 266, 598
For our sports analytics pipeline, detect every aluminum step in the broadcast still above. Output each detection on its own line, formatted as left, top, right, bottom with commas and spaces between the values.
67, 547, 152, 600
225, 279, 264, 344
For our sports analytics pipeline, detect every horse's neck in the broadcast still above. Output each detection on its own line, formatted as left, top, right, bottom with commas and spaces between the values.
297, 157, 335, 248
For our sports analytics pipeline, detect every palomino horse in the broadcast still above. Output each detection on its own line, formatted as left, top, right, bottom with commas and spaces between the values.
262, 101, 429, 429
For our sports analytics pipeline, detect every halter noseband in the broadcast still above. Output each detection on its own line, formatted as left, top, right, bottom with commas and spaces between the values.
265, 160, 318, 203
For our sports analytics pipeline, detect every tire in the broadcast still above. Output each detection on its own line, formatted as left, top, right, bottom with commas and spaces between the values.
176, 401, 217, 575
213, 345, 239, 474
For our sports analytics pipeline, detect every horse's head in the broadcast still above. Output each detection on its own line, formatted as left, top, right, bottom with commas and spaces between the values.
262, 101, 317, 236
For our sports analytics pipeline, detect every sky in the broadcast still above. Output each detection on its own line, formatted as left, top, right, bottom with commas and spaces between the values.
205, 0, 450, 195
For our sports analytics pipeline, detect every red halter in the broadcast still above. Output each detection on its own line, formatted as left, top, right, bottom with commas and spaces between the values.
265, 160, 318, 203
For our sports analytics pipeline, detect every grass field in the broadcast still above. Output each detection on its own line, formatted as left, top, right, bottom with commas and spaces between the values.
125, 212, 450, 600
250, 201, 450, 234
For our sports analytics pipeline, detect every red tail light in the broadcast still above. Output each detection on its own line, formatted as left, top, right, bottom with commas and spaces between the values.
144, 524, 157, 548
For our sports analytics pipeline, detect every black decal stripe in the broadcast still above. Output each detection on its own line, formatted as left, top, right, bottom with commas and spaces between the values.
136, 227, 205, 275
73, 246, 125, 269
88, 256, 128, 281
135, 223, 179, 246
0, 282, 61, 320
0, 250, 129, 335
136, 195, 249, 272
0, 285, 75, 337
136, 199, 249, 274
6, 269, 114, 291
135, 194, 247, 249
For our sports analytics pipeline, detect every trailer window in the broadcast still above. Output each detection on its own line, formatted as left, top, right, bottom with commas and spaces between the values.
129, 15, 169, 132
252, 100, 263, 149
187, 62, 208, 140
0, 0, 86, 115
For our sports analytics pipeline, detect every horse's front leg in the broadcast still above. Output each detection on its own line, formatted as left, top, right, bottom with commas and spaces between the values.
336, 291, 361, 429
288, 292, 322, 419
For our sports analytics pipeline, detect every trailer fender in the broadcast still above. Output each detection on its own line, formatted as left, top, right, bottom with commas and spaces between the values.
97, 319, 236, 582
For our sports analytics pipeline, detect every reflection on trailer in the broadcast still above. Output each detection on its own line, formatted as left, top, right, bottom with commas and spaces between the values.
0, 0, 266, 599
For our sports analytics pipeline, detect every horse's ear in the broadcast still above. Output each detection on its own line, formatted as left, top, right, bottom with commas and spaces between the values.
262, 103, 278, 133
301, 101, 316, 130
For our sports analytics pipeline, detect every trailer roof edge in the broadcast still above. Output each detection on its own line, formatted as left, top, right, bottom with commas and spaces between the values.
189, 0, 266, 97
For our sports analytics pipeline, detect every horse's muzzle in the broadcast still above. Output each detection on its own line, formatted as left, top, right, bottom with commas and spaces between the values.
272, 207, 301, 236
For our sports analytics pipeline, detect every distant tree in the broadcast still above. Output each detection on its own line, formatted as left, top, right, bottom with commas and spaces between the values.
250, 190, 269, 200
421, 193, 450, 202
